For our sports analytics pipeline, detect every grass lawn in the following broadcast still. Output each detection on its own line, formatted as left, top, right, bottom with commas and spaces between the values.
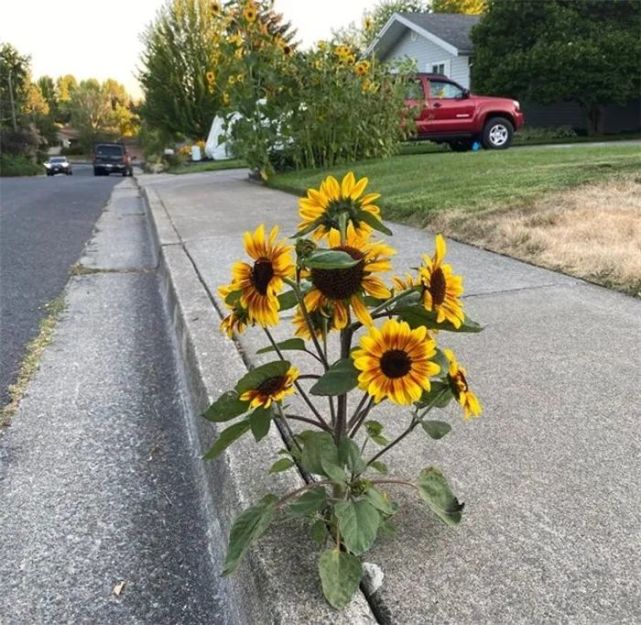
270, 144, 641, 295
167, 158, 246, 174
270, 144, 641, 225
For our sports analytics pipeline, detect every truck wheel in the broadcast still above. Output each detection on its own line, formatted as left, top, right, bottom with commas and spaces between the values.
449, 140, 473, 152
482, 117, 513, 149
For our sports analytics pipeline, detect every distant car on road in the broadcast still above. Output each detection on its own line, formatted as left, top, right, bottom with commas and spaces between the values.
44, 156, 72, 176
93, 143, 133, 177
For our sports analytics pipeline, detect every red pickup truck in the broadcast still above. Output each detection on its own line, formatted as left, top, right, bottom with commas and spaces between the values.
406, 73, 525, 151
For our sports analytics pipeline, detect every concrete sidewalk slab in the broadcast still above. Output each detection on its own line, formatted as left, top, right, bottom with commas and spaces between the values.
139, 170, 641, 624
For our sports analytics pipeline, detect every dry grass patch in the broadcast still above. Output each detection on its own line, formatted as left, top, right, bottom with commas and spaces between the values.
0, 295, 66, 427
430, 176, 641, 296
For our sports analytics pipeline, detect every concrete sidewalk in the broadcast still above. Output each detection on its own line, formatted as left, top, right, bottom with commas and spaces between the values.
139, 169, 641, 625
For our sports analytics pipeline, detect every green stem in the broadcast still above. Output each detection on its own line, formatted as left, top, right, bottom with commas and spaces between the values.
284, 278, 328, 370
363, 388, 449, 470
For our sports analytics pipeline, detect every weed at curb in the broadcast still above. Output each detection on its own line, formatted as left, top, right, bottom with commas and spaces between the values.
0, 295, 66, 427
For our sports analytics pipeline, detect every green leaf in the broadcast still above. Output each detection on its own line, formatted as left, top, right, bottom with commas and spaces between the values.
256, 338, 307, 355
335, 499, 381, 555
417, 380, 453, 409
395, 304, 483, 333
224, 289, 242, 307
365, 420, 390, 446
421, 420, 451, 440
294, 218, 321, 238
365, 487, 396, 515
288, 487, 327, 517
433, 348, 450, 374
223, 494, 277, 575
299, 431, 347, 482
304, 249, 361, 269
203, 390, 249, 422
417, 467, 464, 526
310, 358, 359, 396
268, 457, 294, 474
338, 436, 366, 474
369, 460, 388, 474
249, 407, 272, 442
310, 519, 327, 544
203, 420, 251, 460
356, 208, 393, 236
277, 289, 298, 311
236, 361, 290, 395
318, 549, 363, 609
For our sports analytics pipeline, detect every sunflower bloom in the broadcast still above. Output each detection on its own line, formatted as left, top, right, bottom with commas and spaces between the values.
243, 3, 257, 22
230, 225, 294, 327
206, 71, 216, 84
218, 283, 250, 336
444, 349, 482, 419
353, 319, 440, 405
302, 227, 393, 330
355, 60, 370, 76
240, 366, 299, 409
419, 234, 465, 328
292, 305, 340, 339
298, 171, 383, 241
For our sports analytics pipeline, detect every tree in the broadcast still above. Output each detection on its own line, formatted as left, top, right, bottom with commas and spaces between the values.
69, 78, 137, 149
56, 74, 77, 123
471, 0, 641, 133
0, 43, 30, 130
37, 75, 58, 117
431, 0, 486, 14
139, 0, 222, 139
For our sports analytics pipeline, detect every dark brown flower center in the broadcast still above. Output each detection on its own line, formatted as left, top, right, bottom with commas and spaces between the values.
252, 258, 274, 295
450, 371, 468, 397
429, 267, 446, 306
256, 375, 286, 395
310, 246, 365, 300
380, 349, 412, 379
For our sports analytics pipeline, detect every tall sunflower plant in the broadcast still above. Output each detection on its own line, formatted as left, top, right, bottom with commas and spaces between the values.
205, 171, 483, 609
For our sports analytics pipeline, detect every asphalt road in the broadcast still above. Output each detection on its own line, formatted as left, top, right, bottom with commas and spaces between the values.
0, 165, 120, 404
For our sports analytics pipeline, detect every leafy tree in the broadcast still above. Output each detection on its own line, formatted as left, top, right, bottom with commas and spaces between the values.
431, 0, 486, 14
56, 74, 77, 123
139, 0, 222, 140
37, 75, 58, 117
472, 0, 641, 133
69, 78, 138, 150
0, 43, 30, 130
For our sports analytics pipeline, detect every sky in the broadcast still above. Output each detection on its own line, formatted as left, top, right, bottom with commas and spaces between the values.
0, 0, 376, 100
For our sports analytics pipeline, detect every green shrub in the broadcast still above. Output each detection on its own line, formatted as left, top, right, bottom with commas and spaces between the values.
515, 126, 578, 143
0, 154, 41, 176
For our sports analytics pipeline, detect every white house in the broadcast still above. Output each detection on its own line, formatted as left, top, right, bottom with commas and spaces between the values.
365, 13, 480, 89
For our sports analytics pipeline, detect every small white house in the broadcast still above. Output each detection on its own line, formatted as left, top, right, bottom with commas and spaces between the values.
365, 13, 480, 89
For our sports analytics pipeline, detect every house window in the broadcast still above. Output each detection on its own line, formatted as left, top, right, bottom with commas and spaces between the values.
429, 60, 451, 77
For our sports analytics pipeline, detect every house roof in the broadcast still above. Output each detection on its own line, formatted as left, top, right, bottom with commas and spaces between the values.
366, 12, 481, 58
400, 13, 480, 54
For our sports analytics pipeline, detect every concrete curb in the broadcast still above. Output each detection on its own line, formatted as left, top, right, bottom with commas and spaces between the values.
139, 183, 379, 624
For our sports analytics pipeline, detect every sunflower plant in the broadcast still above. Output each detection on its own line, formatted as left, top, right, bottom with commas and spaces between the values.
205, 171, 483, 609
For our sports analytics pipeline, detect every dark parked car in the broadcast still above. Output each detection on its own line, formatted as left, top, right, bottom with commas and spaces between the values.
44, 156, 72, 176
93, 143, 133, 177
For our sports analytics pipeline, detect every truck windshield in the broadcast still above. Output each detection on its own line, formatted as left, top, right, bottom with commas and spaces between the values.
96, 146, 123, 157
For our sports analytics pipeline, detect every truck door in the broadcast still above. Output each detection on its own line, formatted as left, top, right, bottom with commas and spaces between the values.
404, 76, 430, 136
426, 79, 476, 134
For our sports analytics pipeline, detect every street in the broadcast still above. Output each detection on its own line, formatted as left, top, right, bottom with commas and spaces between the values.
0, 180, 226, 624
0, 165, 119, 404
